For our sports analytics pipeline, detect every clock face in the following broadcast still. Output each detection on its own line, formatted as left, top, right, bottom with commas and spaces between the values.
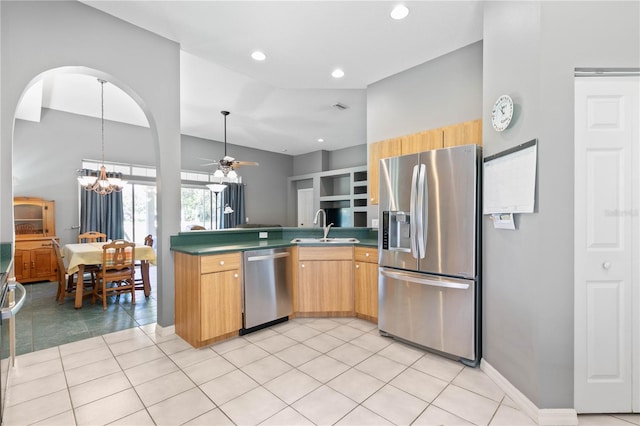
491, 95, 514, 132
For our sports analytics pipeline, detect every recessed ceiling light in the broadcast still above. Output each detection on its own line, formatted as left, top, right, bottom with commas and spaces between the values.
251, 51, 266, 61
331, 69, 345, 79
317, 138, 324, 143
390, 4, 409, 20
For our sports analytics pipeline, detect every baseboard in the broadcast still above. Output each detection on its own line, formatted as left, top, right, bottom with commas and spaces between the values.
481, 359, 579, 426
154, 324, 175, 337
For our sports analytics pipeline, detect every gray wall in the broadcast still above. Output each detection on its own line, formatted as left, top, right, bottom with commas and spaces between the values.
13, 109, 294, 242
1, 1, 182, 328
181, 134, 293, 226
367, 41, 483, 143
13, 109, 154, 246
482, 1, 640, 409
366, 41, 484, 223
329, 144, 367, 170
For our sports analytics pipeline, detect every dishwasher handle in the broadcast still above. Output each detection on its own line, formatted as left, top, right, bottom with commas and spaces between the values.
246, 252, 290, 262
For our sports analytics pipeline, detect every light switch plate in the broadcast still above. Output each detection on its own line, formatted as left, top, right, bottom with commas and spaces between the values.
259, 232, 268, 239
371, 219, 379, 228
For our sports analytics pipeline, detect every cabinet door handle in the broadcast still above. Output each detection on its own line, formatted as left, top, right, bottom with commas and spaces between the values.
301, 263, 305, 268
234, 273, 238, 279
31, 261, 35, 269
365, 252, 370, 257
24, 262, 28, 270
355, 264, 360, 269
219, 260, 225, 266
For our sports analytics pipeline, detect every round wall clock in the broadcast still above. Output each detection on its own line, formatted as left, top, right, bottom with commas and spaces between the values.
491, 94, 514, 132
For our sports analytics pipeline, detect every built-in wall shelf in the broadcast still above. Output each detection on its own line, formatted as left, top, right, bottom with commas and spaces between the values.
288, 165, 369, 228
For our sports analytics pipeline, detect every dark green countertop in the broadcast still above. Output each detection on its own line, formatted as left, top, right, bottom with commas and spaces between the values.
170, 227, 378, 255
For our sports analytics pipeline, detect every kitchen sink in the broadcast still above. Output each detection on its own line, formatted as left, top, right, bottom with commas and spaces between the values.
290, 237, 360, 244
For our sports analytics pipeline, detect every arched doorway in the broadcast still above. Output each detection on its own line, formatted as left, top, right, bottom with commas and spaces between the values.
12, 67, 160, 353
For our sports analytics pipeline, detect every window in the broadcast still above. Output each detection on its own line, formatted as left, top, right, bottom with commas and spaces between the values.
122, 183, 157, 244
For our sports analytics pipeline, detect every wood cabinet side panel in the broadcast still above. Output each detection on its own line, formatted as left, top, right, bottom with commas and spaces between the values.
174, 252, 202, 346
369, 138, 402, 206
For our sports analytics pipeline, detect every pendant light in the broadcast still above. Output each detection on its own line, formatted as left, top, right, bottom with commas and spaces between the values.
77, 79, 127, 195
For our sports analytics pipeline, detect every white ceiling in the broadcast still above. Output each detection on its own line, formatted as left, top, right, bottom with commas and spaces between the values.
16, 1, 484, 157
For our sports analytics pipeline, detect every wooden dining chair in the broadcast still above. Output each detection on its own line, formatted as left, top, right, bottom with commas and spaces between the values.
92, 239, 136, 310
134, 234, 153, 297
52, 239, 95, 305
77, 231, 107, 285
78, 231, 107, 243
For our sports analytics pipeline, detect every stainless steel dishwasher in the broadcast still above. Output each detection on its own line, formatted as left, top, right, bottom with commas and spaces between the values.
242, 247, 293, 332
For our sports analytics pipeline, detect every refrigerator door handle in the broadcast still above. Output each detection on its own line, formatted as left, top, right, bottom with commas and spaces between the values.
380, 269, 470, 290
416, 163, 427, 259
410, 164, 419, 258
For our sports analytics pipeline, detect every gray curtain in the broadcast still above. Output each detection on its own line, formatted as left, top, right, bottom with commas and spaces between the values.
221, 183, 245, 229
80, 187, 125, 240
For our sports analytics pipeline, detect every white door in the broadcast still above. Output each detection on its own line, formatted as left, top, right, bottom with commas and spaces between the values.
297, 188, 314, 227
574, 76, 639, 413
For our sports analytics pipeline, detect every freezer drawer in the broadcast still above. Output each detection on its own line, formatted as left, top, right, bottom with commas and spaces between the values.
378, 267, 477, 364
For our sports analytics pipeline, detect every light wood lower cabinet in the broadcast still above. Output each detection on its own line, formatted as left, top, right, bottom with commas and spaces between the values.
174, 251, 242, 348
354, 247, 379, 322
296, 246, 354, 316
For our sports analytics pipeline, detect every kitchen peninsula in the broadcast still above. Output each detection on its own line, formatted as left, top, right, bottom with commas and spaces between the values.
171, 227, 378, 348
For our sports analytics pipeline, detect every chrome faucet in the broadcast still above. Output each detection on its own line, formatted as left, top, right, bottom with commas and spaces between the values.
313, 209, 334, 240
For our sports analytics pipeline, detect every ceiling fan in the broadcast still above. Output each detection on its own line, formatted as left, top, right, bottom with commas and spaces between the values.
203, 111, 259, 180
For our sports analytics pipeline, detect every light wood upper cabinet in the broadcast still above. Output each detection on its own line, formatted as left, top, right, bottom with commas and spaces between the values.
401, 129, 443, 155
443, 119, 482, 148
369, 119, 481, 205
369, 138, 402, 205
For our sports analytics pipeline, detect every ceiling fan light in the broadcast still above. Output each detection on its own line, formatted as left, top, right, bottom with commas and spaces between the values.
228, 170, 238, 178
390, 4, 409, 20
213, 169, 224, 178
251, 51, 266, 61
207, 183, 227, 193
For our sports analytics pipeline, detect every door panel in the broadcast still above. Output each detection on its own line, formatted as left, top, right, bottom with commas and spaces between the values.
418, 146, 478, 278
575, 76, 639, 413
379, 154, 419, 270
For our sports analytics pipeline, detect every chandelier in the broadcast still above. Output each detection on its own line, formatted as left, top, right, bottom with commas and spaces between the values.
77, 79, 127, 195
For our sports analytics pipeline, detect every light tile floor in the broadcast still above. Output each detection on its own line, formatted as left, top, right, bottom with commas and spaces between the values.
4, 317, 638, 426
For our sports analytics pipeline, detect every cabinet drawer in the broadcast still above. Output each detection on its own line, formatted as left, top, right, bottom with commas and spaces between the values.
16, 239, 56, 250
354, 247, 378, 263
298, 246, 352, 261
201, 252, 241, 274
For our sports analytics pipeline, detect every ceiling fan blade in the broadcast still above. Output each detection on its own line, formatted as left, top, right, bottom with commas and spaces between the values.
233, 160, 259, 167
200, 162, 218, 167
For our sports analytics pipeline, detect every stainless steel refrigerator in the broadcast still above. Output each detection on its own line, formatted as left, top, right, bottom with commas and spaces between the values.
378, 144, 481, 366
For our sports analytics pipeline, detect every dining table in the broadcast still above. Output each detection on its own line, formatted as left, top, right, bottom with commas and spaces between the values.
62, 242, 157, 309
